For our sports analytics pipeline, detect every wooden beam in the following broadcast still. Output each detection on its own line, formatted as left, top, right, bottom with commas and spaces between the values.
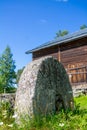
58, 46, 61, 62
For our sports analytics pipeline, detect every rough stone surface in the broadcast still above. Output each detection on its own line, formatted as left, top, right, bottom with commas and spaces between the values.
15, 57, 74, 118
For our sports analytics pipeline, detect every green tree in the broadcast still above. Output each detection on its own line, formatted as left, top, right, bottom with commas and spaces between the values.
16, 66, 25, 84
80, 24, 87, 30
0, 77, 4, 93
55, 30, 69, 38
0, 46, 16, 93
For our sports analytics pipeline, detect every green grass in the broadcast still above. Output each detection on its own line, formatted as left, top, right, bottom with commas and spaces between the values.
0, 95, 87, 130
75, 95, 87, 109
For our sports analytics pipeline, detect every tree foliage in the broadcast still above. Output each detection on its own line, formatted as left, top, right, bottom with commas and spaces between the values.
80, 24, 87, 30
16, 66, 25, 84
55, 30, 69, 38
0, 46, 16, 93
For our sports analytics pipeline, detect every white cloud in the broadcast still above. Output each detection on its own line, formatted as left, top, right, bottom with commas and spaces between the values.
55, 0, 68, 2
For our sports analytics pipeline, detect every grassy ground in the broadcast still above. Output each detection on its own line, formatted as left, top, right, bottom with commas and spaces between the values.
75, 95, 87, 109
0, 95, 87, 130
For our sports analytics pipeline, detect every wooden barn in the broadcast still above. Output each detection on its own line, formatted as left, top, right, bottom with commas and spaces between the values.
26, 29, 87, 86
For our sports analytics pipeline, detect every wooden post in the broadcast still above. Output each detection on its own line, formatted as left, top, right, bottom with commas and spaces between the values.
86, 66, 87, 83
58, 46, 61, 62
4, 88, 6, 93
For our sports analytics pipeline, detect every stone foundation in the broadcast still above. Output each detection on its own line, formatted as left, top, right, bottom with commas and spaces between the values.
72, 83, 87, 97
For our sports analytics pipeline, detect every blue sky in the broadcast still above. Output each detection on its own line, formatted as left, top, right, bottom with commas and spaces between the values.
0, 0, 87, 71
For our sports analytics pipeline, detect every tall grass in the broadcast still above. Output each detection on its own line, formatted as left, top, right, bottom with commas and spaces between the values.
0, 95, 87, 130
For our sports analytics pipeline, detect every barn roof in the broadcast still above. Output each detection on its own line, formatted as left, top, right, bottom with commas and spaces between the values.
25, 28, 87, 54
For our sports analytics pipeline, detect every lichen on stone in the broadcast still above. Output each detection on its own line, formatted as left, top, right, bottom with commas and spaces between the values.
15, 57, 74, 120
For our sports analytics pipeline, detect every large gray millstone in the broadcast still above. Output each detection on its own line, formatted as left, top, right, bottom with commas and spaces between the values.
15, 57, 74, 118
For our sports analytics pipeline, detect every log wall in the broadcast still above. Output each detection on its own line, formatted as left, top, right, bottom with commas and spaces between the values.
33, 45, 58, 60
32, 37, 87, 84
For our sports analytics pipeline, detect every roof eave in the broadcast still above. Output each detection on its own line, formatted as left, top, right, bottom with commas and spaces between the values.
25, 29, 87, 54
